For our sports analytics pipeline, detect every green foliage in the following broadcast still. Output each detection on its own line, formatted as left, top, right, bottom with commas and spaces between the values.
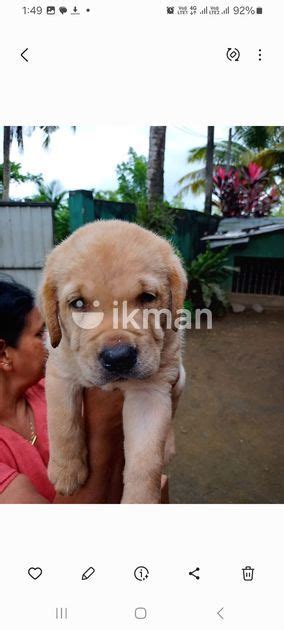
116, 147, 147, 204
272, 204, 284, 217
93, 146, 181, 239
54, 207, 70, 243
0, 161, 41, 194
27, 179, 70, 243
135, 201, 178, 239
178, 126, 284, 199
183, 297, 196, 321
95, 147, 148, 206
29, 179, 68, 210
170, 192, 186, 209
187, 246, 236, 312
92, 189, 121, 201
234, 126, 283, 150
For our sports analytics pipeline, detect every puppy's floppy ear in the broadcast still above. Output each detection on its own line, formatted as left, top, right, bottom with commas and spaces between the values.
169, 254, 188, 331
39, 272, 62, 348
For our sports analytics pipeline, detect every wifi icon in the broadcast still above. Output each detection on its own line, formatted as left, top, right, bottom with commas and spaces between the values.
222, 6, 230, 13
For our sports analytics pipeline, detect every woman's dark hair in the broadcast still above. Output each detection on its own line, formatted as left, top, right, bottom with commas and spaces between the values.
0, 280, 35, 347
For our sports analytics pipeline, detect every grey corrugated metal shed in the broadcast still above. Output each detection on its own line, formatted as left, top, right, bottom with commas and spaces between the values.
202, 217, 284, 248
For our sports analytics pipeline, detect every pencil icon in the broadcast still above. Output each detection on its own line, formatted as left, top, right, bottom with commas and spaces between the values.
82, 567, 95, 580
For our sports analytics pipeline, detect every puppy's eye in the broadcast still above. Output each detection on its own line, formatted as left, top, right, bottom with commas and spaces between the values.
70, 298, 86, 310
138, 292, 157, 305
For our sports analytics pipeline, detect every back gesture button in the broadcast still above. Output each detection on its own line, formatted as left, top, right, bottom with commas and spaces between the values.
217, 607, 224, 620
21, 47, 29, 62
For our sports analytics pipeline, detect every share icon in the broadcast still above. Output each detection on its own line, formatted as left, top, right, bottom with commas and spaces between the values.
188, 567, 200, 580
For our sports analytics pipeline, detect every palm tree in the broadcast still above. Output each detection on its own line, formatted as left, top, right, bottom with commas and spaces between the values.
2, 127, 24, 201
28, 179, 67, 208
147, 126, 167, 211
1, 126, 66, 201
177, 126, 284, 199
204, 126, 214, 215
2, 127, 11, 201
226, 127, 233, 170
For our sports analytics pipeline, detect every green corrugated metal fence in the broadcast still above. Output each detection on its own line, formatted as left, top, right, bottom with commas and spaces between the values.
69, 190, 219, 264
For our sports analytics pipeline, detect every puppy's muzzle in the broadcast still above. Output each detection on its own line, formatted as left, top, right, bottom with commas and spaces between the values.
99, 343, 138, 375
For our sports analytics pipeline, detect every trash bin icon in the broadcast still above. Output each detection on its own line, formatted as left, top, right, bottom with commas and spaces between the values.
242, 566, 254, 581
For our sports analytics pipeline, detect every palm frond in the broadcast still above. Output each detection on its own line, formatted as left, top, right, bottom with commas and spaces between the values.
39, 126, 60, 149
15, 126, 24, 151
252, 145, 284, 170
186, 146, 208, 163
234, 126, 282, 150
177, 167, 205, 186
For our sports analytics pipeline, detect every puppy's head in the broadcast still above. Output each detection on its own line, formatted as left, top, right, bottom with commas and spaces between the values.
39, 220, 187, 387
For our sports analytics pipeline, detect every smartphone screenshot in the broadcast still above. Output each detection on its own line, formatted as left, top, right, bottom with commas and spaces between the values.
0, 0, 283, 627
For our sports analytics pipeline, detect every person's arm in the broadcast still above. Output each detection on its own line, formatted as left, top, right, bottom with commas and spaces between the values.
0, 388, 125, 505
0, 474, 49, 504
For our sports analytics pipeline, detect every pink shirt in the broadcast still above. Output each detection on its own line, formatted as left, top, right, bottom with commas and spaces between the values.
0, 379, 55, 502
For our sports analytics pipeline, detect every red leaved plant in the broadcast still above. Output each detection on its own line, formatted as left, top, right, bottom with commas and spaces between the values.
213, 162, 279, 217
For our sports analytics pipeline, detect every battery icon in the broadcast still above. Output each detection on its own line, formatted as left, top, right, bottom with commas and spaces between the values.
256, 7, 263, 13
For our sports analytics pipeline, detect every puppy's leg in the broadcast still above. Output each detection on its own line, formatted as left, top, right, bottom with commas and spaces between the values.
46, 359, 88, 495
171, 363, 186, 416
164, 363, 186, 464
122, 385, 172, 503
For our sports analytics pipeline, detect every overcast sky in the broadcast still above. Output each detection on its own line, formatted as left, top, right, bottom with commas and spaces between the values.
0, 125, 229, 210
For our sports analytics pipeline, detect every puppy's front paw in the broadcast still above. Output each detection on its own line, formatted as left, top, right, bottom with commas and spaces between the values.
48, 456, 88, 495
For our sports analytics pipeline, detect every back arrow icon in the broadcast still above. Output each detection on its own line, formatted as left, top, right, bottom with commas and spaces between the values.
217, 607, 224, 620
21, 48, 29, 62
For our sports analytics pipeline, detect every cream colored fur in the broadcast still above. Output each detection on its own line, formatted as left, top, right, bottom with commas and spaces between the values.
39, 220, 187, 503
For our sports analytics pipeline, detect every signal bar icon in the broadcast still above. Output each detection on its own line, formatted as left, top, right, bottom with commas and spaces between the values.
200, 6, 208, 14
222, 6, 230, 13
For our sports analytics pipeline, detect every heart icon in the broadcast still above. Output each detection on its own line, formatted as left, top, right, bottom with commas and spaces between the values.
28, 567, 43, 580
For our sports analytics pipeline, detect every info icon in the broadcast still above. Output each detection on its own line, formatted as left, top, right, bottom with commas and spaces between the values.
134, 566, 149, 582
46, 6, 56, 14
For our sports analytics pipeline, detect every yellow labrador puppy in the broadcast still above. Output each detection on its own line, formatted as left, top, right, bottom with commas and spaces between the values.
39, 220, 187, 503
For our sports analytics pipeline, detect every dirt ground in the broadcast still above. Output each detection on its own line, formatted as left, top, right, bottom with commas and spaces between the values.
167, 311, 284, 503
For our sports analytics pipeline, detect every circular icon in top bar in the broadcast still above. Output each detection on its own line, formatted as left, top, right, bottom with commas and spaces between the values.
226, 48, 240, 61
134, 566, 149, 581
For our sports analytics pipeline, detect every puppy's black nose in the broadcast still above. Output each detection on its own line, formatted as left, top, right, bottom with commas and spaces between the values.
100, 344, 138, 373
